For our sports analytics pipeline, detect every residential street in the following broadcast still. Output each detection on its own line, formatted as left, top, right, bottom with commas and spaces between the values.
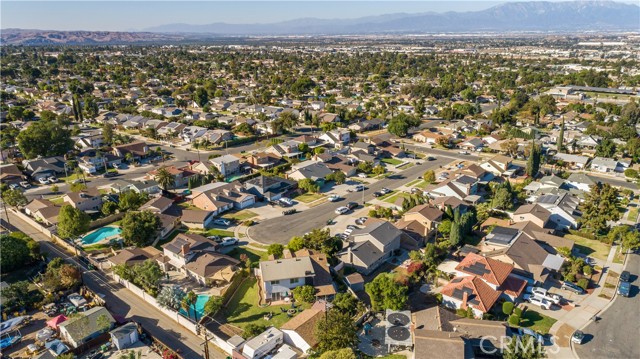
248, 155, 453, 244
0, 210, 225, 359
575, 253, 640, 359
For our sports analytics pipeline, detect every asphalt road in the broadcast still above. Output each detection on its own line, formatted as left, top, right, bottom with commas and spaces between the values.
1, 210, 225, 359
248, 155, 454, 244
575, 253, 640, 359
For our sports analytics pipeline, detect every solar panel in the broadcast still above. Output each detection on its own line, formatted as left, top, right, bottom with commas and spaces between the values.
465, 262, 490, 276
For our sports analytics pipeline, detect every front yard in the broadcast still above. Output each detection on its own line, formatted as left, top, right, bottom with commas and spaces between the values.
519, 310, 557, 334
627, 207, 639, 223
203, 228, 235, 238
221, 209, 258, 222
565, 234, 611, 260
294, 192, 324, 203
224, 278, 310, 330
227, 246, 269, 264
381, 158, 403, 166
383, 192, 410, 204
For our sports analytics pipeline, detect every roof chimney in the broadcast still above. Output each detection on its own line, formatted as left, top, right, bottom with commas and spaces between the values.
181, 243, 190, 257
461, 291, 469, 310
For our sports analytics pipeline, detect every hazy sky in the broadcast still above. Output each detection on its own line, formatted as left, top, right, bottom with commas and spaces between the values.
0, 1, 631, 31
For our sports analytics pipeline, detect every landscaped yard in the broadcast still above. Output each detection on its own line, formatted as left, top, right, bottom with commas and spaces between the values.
381, 158, 403, 166
228, 246, 269, 263
405, 179, 422, 187
294, 192, 324, 203
519, 310, 557, 334
627, 207, 639, 223
203, 228, 235, 238
383, 192, 410, 204
565, 234, 611, 260
224, 278, 309, 330
222, 209, 258, 221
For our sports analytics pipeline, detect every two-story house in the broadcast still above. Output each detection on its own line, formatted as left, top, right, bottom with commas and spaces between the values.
258, 257, 316, 302
424, 174, 480, 202
210, 154, 241, 177
395, 204, 444, 245
63, 188, 103, 212
337, 221, 403, 275
112, 141, 149, 161
319, 129, 351, 148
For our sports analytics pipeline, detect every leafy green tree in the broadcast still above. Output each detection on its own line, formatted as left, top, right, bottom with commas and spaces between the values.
243, 323, 267, 339
492, 187, 513, 210
365, 273, 408, 311
103, 123, 114, 145
332, 292, 360, 317
57, 205, 90, 239
357, 161, 373, 174
315, 310, 359, 352
449, 222, 462, 247
502, 301, 514, 316
319, 348, 356, 359
580, 182, 620, 234
595, 138, 616, 158
327, 171, 346, 185
557, 118, 565, 153
298, 178, 320, 193
0, 124, 20, 150
194, 88, 209, 107
267, 243, 284, 258
132, 259, 163, 296
287, 236, 305, 252
16, 119, 74, 159
0, 234, 31, 272
525, 140, 541, 178
372, 165, 386, 176
621, 229, 640, 254
387, 117, 409, 137
157, 285, 185, 311
101, 201, 118, 216
203, 296, 224, 316
121, 211, 160, 246
293, 285, 316, 303
182, 290, 199, 321
0, 281, 30, 310
1, 188, 27, 208
118, 191, 148, 211
423, 170, 436, 184
155, 166, 176, 191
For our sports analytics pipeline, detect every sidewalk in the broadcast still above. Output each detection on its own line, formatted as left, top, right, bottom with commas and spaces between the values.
548, 245, 625, 359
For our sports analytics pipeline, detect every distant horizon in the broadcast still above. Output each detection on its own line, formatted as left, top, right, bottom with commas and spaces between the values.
3, 0, 637, 32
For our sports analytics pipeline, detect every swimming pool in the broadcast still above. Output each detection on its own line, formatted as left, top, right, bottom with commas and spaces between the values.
81, 227, 122, 245
179, 294, 209, 320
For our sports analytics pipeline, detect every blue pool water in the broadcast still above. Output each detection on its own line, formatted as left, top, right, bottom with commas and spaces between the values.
179, 294, 209, 320
82, 227, 122, 245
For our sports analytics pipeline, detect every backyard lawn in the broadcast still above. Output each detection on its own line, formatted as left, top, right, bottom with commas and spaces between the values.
519, 310, 557, 334
222, 209, 258, 221
565, 234, 611, 260
224, 278, 309, 330
294, 192, 324, 203
381, 158, 403, 166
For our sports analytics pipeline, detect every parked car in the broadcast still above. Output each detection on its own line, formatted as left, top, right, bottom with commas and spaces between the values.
620, 270, 631, 282
459, 151, 470, 155
112, 163, 121, 169
357, 173, 368, 178
517, 327, 544, 344
279, 197, 293, 206
335, 207, 349, 215
207, 235, 222, 243
561, 281, 586, 294
347, 202, 358, 210
373, 191, 382, 197
523, 294, 552, 310
47, 176, 58, 183
427, 156, 436, 161
8, 183, 20, 190
282, 209, 297, 215
213, 218, 231, 226
343, 229, 353, 236
380, 188, 391, 194
346, 225, 359, 230
617, 281, 631, 297
354, 184, 366, 192
571, 330, 585, 345
38, 177, 49, 185
19, 181, 31, 189
328, 195, 341, 202
355, 217, 367, 225
220, 237, 238, 246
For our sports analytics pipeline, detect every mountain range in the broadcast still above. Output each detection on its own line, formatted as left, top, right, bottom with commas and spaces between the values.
1, 1, 638, 45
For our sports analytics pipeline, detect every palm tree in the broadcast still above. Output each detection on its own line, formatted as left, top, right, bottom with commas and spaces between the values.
155, 166, 175, 191
181, 290, 199, 322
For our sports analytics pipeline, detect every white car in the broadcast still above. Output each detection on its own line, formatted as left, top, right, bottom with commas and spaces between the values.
280, 197, 293, 206
19, 181, 31, 189
38, 177, 49, 185
343, 229, 353, 236
380, 188, 391, 194
354, 184, 366, 192
220, 237, 238, 246
524, 294, 552, 310
47, 176, 58, 183
335, 207, 349, 215
357, 173, 367, 178
459, 151, 470, 155
8, 183, 20, 190
213, 218, 231, 226
328, 195, 341, 202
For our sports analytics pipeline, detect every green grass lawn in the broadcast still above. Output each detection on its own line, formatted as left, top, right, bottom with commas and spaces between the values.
383, 192, 410, 204
222, 209, 258, 221
565, 234, 611, 260
49, 196, 65, 205
381, 158, 403, 166
519, 310, 557, 334
224, 278, 310, 330
227, 246, 269, 263
83, 243, 113, 252
627, 207, 639, 223
294, 192, 324, 203
377, 190, 396, 201
203, 228, 235, 238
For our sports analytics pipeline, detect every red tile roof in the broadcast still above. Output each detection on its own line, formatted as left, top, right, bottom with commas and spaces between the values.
455, 253, 514, 286
441, 276, 501, 313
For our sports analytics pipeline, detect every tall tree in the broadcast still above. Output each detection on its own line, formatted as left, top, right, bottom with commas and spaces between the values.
450, 222, 462, 247
525, 140, 541, 178
1, 189, 28, 208
103, 123, 114, 145
16, 119, 74, 159
155, 166, 176, 191
121, 211, 159, 246
365, 273, 408, 311
57, 205, 90, 239
557, 118, 565, 153
315, 310, 359, 352
580, 182, 620, 234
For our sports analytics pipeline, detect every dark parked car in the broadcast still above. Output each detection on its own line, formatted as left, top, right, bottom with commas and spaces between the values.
620, 270, 631, 282
373, 191, 382, 197
347, 202, 358, 210
282, 209, 297, 215
561, 281, 586, 294
617, 281, 631, 297
103, 172, 118, 178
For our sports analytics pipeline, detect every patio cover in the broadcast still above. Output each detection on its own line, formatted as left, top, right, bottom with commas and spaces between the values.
46, 314, 68, 329
211, 265, 236, 282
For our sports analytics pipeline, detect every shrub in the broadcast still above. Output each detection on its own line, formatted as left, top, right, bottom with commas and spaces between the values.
624, 168, 639, 178
577, 278, 589, 291
243, 220, 254, 226
564, 273, 576, 283
434, 293, 443, 304
508, 314, 520, 326
456, 308, 467, 317
502, 301, 514, 316
513, 307, 523, 317
583, 265, 593, 276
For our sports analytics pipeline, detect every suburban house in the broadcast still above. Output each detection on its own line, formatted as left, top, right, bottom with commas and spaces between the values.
245, 152, 281, 172
63, 188, 103, 213
265, 140, 304, 159
413, 130, 444, 145
440, 276, 501, 318
109, 246, 163, 268
148, 165, 199, 189
590, 157, 629, 173
552, 153, 589, 170
394, 204, 444, 243
337, 221, 403, 275
74, 132, 104, 150
290, 249, 336, 299
139, 196, 174, 214
319, 129, 351, 148
565, 173, 596, 192
535, 193, 581, 230
257, 256, 317, 302
24, 198, 54, 216
459, 138, 484, 152
0, 163, 26, 185
210, 154, 241, 177
512, 204, 551, 229
180, 209, 216, 229
22, 156, 66, 181
112, 141, 149, 161
32, 205, 61, 226
243, 175, 296, 201
157, 122, 186, 138
286, 161, 333, 182
351, 141, 376, 155
424, 174, 480, 202
480, 155, 514, 177
280, 301, 328, 353
58, 306, 115, 348
190, 182, 256, 213
313, 154, 358, 177
109, 322, 140, 351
